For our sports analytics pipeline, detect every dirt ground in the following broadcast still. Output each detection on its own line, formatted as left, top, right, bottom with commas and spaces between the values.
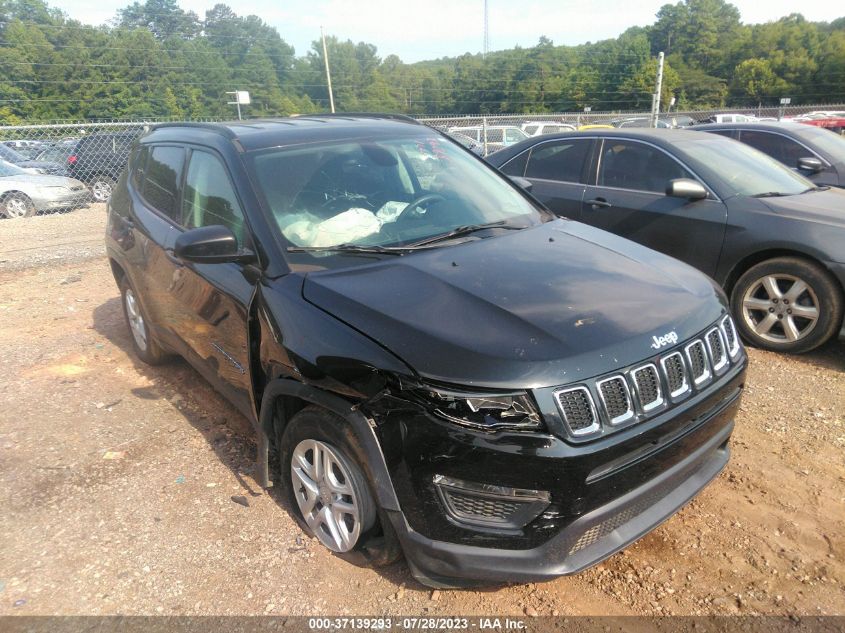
0, 207, 843, 617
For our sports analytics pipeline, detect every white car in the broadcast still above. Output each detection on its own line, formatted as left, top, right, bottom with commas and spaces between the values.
0, 160, 91, 218
703, 113, 759, 124
520, 121, 577, 136
447, 125, 528, 153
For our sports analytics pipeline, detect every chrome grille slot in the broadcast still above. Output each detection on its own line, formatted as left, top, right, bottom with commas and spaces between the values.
685, 339, 711, 386
706, 327, 729, 374
720, 315, 740, 358
596, 375, 634, 425
631, 364, 663, 412
554, 387, 600, 436
660, 352, 690, 399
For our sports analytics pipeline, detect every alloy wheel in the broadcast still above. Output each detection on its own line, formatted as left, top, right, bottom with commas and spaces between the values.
741, 273, 820, 344
124, 288, 148, 351
290, 439, 364, 553
5, 197, 29, 218
91, 180, 113, 202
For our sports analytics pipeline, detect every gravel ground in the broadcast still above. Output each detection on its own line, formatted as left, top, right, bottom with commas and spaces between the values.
0, 208, 843, 617
0, 204, 106, 272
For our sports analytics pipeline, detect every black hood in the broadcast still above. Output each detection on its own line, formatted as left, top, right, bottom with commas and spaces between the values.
302, 220, 726, 389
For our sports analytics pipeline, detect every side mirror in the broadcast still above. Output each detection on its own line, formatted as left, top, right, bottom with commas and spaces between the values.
797, 157, 824, 173
510, 176, 534, 192
174, 225, 256, 264
666, 178, 708, 200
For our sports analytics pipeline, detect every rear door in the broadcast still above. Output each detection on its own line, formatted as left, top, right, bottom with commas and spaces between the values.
578, 138, 727, 277
500, 137, 594, 219
166, 147, 257, 419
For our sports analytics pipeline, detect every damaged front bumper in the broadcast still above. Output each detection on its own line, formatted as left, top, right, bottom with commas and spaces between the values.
373, 363, 744, 586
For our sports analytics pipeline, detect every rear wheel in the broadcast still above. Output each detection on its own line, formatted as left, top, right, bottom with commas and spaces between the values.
118, 275, 170, 365
731, 257, 843, 353
1, 193, 36, 219
90, 176, 115, 202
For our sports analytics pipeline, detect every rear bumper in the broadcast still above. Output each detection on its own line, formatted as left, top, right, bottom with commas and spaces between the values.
387, 415, 733, 585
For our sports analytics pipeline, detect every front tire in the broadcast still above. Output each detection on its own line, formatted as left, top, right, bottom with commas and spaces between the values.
1, 192, 36, 219
118, 276, 170, 365
280, 407, 378, 555
731, 257, 843, 353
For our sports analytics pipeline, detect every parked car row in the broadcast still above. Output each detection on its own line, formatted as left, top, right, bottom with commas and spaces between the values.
486, 127, 845, 353
0, 129, 142, 204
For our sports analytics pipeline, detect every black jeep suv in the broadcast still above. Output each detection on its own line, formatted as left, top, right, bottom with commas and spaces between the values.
105, 115, 746, 586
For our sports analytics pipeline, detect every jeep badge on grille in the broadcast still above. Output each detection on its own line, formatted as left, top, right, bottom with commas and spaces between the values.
650, 331, 679, 350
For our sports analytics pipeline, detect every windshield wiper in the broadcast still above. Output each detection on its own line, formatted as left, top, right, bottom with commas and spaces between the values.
286, 243, 407, 256
405, 220, 525, 248
751, 191, 791, 198
800, 186, 830, 193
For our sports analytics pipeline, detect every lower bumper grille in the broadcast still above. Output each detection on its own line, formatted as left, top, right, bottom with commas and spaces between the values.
433, 475, 551, 533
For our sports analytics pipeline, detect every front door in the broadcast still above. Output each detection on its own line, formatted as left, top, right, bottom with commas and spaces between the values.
577, 138, 727, 278
167, 148, 257, 420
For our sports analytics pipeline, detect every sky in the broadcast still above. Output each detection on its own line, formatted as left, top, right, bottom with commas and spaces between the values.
49, 0, 844, 63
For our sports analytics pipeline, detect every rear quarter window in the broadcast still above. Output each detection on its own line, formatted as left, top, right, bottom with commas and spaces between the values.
142, 145, 185, 221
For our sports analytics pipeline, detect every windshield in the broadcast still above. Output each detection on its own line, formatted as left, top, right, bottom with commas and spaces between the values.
678, 137, 815, 197
0, 143, 26, 163
248, 133, 546, 253
0, 160, 26, 177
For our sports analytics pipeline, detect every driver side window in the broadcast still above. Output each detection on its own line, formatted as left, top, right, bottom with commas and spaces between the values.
181, 150, 246, 245
598, 141, 694, 193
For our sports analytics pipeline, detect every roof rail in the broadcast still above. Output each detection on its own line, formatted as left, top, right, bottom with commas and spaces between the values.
149, 121, 237, 138
293, 112, 421, 125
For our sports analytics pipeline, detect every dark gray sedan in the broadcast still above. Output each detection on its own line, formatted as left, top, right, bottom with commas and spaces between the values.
696, 121, 845, 188
487, 129, 845, 353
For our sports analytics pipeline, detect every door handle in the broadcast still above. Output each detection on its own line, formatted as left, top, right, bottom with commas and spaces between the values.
586, 198, 612, 209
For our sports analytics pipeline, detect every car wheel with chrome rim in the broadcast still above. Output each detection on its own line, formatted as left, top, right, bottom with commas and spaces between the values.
731, 257, 843, 354
1, 192, 36, 219
280, 407, 379, 556
118, 275, 171, 365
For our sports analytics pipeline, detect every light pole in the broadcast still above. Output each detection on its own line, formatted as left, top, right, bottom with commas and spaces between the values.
226, 91, 250, 120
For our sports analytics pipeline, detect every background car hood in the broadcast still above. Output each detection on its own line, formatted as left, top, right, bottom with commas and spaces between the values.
302, 220, 726, 389
17, 160, 67, 174
759, 188, 845, 227
0, 174, 82, 188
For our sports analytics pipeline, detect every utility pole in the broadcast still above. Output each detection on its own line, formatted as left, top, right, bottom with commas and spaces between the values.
651, 51, 665, 128
321, 26, 335, 113
483, 0, 489, 57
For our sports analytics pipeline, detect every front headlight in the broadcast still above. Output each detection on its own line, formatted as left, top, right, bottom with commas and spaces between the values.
419, 386, 543, 431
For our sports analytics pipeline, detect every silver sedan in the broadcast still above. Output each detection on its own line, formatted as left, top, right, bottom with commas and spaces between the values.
0, 160, 92, 218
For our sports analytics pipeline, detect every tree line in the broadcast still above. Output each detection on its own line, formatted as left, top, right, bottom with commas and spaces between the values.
0, 0, 844, 123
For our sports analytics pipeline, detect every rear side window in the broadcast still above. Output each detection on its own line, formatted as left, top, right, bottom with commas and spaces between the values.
143, 145, 185, 220
524, 139, 591, 182
130, 146, 148, 190
739, 131, 812, 168
598, 140, 693, 193
182, 150, 246, 245
707, 129, 734, 139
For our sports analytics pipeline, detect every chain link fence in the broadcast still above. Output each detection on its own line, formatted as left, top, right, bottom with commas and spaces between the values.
1, 104, 843, 218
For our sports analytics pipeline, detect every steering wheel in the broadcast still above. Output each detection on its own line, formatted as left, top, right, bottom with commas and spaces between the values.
397, 194, 446, 221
